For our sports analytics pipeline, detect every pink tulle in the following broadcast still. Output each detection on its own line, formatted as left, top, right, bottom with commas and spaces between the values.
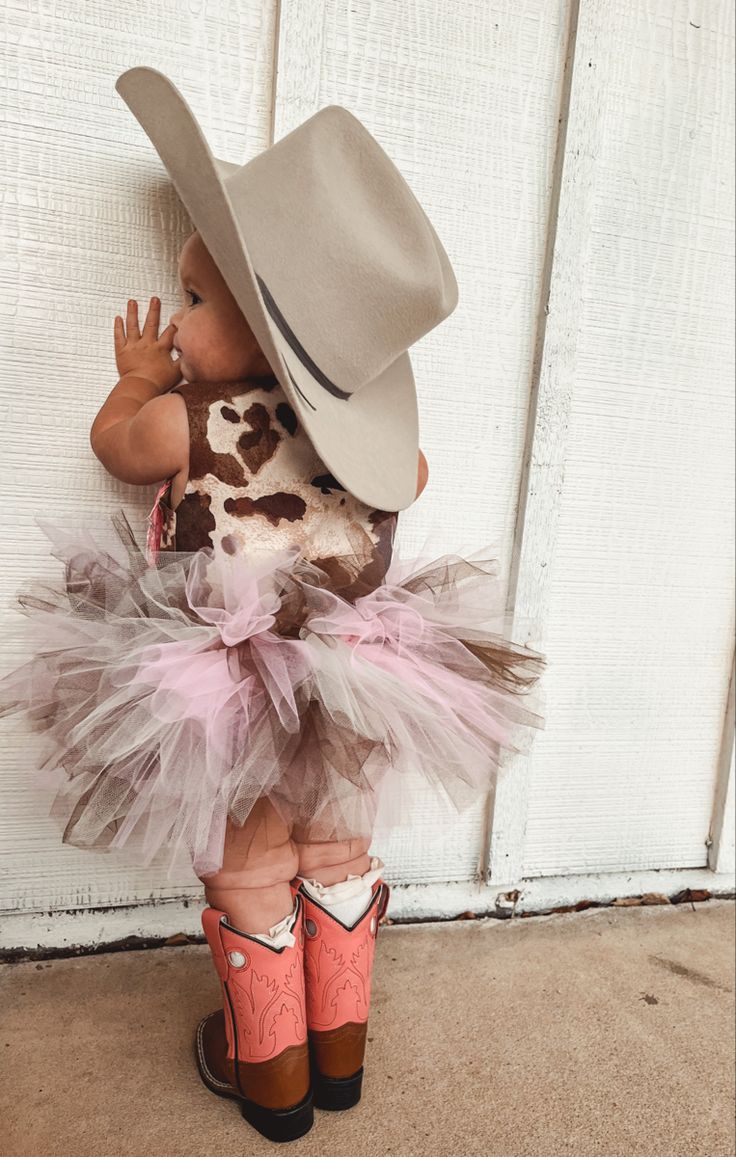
146, 479, 170, 565
0, 510, 547, 879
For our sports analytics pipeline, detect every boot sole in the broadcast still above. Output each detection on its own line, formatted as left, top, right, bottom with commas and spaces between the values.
195, 1013, 314, 1142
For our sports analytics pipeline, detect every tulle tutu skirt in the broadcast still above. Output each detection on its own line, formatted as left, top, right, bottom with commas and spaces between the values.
0, 510, 547, 878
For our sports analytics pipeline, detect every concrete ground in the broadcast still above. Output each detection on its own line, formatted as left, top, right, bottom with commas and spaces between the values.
1, 899, 734, 1157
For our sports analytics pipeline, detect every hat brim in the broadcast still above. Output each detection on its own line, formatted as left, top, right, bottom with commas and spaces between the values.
115, 66, 419, 512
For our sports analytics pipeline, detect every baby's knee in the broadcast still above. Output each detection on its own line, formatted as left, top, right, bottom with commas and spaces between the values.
255, 836, 299, 887
199, 834, 299, 890
293, 835, 371, 876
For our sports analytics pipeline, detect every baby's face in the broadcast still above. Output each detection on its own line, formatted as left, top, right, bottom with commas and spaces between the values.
169, 230, 274, 384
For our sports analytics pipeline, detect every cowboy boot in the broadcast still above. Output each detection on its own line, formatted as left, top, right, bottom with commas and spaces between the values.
295, 860, 390, 1111
195, 892, 314, 1142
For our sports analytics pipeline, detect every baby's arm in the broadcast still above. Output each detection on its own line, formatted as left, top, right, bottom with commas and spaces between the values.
91, 390, 188, 484
90, 297, 188, 484
416, 449, 429, 499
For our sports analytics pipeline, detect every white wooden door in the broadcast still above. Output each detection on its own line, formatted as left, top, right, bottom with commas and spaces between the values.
0, 0, 733, 950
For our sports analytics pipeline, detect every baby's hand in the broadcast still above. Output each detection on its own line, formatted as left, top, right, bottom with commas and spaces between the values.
114, 297, 183, 392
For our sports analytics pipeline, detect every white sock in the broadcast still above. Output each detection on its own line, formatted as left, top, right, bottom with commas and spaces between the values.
298, 856, 384, 928
223, 898, 298, 949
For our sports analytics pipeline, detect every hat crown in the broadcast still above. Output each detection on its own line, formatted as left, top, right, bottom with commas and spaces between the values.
222, 105, 458, 394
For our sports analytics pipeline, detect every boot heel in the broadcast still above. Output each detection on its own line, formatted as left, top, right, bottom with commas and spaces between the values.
240, 1088, 315, 1142
312, 1066, 363, 1111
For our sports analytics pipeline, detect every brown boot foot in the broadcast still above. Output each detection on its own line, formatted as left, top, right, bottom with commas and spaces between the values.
195, 1009, 314, 1142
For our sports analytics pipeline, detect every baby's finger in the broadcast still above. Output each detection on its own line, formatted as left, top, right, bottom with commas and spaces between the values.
143, 296, 161, 336
158, 321, 176, 346
126, 299, 140, 341
113, 315, 125, 347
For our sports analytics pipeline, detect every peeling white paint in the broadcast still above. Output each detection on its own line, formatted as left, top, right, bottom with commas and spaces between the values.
2, 868, 732, 956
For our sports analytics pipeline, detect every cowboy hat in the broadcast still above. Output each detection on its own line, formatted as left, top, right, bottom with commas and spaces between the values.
115, 66, 458, 511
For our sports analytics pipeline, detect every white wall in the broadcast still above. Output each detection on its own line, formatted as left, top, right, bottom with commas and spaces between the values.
1, 0, 733, 948
517, 0, 736, 878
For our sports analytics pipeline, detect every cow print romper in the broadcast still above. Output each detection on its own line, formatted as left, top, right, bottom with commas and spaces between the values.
151, 373, 398, 600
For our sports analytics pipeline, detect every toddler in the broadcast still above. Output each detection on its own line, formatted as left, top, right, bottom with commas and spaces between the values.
0, 68, 546, 1144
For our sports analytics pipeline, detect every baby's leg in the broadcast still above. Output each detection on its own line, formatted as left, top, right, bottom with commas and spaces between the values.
291, 830, 372, 884
198, 797, 298, 932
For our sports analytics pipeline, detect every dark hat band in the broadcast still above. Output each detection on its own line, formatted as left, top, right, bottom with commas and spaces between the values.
256, 273, 352, 405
